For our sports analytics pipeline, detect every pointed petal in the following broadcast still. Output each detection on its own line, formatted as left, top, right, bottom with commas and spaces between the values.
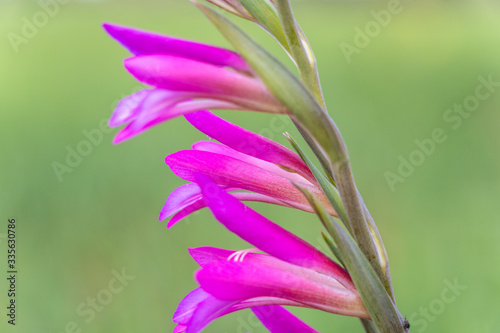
185, 297, 237, 333
177, 288, 303, 333
160, 183, 201, 221
165, 150, 327, 211
196, 260, 368, 319
185, 110, 315, 182
173, 324, 187, 333
113, 95, 241, 144
252, 305, 320, 333
188, 247, 234, 266
109, 89, 152, 127
163, 190, 297, 228
195, 174, 353, 289
103, 23, 251, 72
124, 55, 282, 112
173, 288, 211, 325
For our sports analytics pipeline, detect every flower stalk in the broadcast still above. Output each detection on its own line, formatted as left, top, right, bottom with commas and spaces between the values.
104, 1, 410, 331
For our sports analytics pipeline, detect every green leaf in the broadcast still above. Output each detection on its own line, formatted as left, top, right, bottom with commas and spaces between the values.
238, 0, 290, 53
296, 186, 406, 333
274, 0, 325, 106
284, 132, 351, 233
321, 232, 345, 267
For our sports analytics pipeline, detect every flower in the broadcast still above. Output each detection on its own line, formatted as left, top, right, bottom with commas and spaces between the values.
102, 23, 287, 143
160, 110, 337, 227
171, 174, 369, 332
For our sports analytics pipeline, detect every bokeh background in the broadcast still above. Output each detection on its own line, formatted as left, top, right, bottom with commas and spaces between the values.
1, 0, 500, 332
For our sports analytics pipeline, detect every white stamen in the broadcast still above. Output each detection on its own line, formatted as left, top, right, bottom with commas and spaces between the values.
227, 248, 259, 262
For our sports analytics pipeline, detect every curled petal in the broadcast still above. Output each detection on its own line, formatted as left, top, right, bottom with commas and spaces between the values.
160, 183, 202, 221
174, 285, 305, 333
103, 23, 251, 72
162, 189, 293, 228
111, 90, 242, 143
173, 288, 211, 325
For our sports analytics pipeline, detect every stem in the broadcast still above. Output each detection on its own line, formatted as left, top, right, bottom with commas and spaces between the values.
275, 0, 326, 108
274, 0, 393, 300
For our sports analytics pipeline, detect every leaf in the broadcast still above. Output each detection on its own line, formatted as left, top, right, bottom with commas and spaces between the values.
238, 0, 290, 53
284, 132, 351, 233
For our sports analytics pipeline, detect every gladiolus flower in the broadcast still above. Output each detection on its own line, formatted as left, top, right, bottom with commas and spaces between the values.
171, 175, 369, 332
160, 110, 337, 227
103, 23, 287, 143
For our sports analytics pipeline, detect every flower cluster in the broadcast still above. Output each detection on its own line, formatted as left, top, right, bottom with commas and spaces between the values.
104, 1, 408, 332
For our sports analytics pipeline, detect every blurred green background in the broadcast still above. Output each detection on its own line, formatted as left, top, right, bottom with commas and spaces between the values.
1, 0, 500, 332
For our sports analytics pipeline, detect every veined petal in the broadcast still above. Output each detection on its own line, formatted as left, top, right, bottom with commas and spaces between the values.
175, 286, 305, 333
173, 288, 211, 325
162, 188, 294, 228
103, 23, 251, 72
190, 247, 346, 290
196, 175, 354, 290
124, 55, 284, 112
112, 92, 242, 144
165, 150, 330, 212
109, 89, 152, 127
185, 296, 236, 333
196, 260, 369, 319
185, 110, 315, 182
252, 305, 320, 333
192, 141, 309, 184
160, 183, 202, 221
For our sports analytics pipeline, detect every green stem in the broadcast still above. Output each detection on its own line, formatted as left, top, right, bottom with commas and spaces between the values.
275, 0, 325, 108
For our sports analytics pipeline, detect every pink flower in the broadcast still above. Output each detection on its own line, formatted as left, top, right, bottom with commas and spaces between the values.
103, 23, 286, 143
171, 175, 368, 333
160, 110, 337, 227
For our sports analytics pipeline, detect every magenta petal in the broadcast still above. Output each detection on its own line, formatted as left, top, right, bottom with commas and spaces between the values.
173, 324, 186, 333
124, 55, 281, 112
173, 288, 211, 325
164, 190, 297, 228
185, 297, 237, 333
109, 89, 151, 127
196, 261, 368, 319
185, 111, 315, 182
192, 141, 308, 184
113, 97, 241, 144
188, 247, 234, 267
196, 174, 355, 290
165, 150, 320, 208
160, 183, 201, 221
252, 305, 320, 333
184, 294, 304, 333
103, 23, 251, 72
